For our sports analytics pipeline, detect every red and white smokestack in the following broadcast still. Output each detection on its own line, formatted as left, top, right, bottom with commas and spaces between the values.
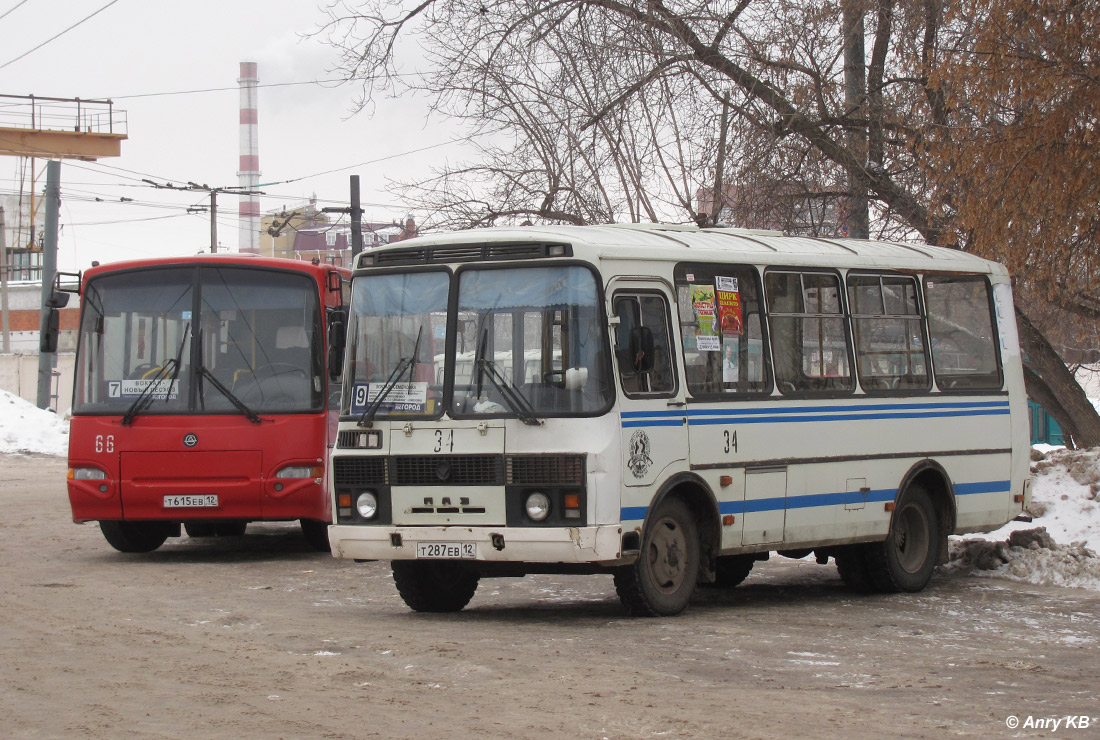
237, 61, 260, 253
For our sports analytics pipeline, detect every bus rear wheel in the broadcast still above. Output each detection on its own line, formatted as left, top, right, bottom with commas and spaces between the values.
99, 521, 173, 553
865, 486, 939, 593
392, 561, 480, 613
614, 497, 700, 616
834, 544, 877, 593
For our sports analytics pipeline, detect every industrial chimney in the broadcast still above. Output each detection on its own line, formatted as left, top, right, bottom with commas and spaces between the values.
237, 61, 260, 253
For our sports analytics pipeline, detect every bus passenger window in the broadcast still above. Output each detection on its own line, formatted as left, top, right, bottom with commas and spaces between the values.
613, 293, 675, 396
924, 277, 1002, 390
848, 274, 930, 392
673, 263, 768, 397
765, 270, 854, 394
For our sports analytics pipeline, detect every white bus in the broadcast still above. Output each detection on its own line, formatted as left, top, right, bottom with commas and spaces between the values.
328, 224, 1030, 616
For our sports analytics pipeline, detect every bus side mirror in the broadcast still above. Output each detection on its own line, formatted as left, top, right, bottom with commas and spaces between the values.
41, 308, 60, 353
628, 326, 655, 374
47, 291, 70, 308
327, 310, 347, 380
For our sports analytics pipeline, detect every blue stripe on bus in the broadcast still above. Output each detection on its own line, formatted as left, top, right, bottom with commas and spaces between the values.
621, 401, 1010, 428
955, 480, 1011, 495
620, 480, 1008, 521
620, 400, 1009, 420
622, 419, 685, 428
688, 409, 1009, 425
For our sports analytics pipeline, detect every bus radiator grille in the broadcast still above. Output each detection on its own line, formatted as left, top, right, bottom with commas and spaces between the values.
332, 457, 388, 486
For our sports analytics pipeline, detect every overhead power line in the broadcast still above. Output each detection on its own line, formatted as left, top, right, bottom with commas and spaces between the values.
0, 0, 32, 22
0, 0, 123, 72
107, 78, 349, 100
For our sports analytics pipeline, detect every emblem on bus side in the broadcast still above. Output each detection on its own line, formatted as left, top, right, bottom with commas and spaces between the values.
628, 430, 653, 479
183, 433, 198, 448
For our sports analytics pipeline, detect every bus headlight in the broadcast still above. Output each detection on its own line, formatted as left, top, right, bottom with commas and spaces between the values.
69, 467, 107, 480
276, 465, 323, 479
525, 492, 551, 521
356, 491, 379, 520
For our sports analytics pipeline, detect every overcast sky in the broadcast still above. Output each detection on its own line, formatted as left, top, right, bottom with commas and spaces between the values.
0, 0, 461, 273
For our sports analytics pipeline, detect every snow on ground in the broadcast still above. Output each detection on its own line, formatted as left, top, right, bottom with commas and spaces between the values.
1, 386, 1097, 590
0, 389, 69, 457
946, 446, 1100, 591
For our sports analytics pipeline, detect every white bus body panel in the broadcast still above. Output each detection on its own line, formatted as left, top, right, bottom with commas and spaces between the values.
330, 224, 1030, 568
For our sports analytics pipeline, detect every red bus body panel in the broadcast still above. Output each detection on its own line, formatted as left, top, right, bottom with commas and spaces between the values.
66, 254, 347, 527
68, 414, 329, 523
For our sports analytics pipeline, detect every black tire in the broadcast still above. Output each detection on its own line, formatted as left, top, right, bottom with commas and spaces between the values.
300, 519, 331, 552
614, 497, 700, 616
865, 486, 940, 593
391, 561, 480, 613
99, 521, 173, 553
704, 554, 755, 589
834, 544, 877, 593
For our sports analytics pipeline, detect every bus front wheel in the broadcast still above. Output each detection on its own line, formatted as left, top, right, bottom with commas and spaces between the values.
99, 521, 173, 553
392, 561, 480, 613
614, 497, 700, 616
865, 486, 940, 593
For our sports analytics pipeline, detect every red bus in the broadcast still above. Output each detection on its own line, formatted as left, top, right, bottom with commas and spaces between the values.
65, 254, 349, 552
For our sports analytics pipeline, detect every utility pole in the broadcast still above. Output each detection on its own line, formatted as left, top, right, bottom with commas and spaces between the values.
842, 0, 869, 239
142, 179, 262, 252
349, 175, 363, 258
209, 189, 218, 252
321, 175, 364, 259
1, 205, 9, 353
36, 160, 60, 410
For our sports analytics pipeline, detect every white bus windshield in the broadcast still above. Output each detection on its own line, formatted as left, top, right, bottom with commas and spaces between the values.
342, 264, 613, 419
74, 266, 324, 416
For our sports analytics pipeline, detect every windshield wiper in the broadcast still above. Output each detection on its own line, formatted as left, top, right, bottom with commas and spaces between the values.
357, 326, 423, 428
121, 323, 189, 426
475, 355, 543, 426
197, 366, 262, 424
468, 326, 541, 426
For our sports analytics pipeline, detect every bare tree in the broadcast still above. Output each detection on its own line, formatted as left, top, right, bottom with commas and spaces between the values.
318, 0, 1100, 445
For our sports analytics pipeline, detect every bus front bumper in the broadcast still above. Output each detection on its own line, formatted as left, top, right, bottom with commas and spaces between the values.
329, 524, 625, 565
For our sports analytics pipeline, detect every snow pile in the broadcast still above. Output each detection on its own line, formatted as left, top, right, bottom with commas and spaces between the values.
0, 389, 69, 457
947, 447, 1100, 591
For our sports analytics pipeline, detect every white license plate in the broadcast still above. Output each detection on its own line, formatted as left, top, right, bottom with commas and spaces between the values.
416, 542, 477, 559
163, 494, 219, 508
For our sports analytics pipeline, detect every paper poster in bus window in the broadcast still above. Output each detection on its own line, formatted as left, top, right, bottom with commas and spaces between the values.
715, 276, 743, 336
691, 284, 720, 351
722, 338, 739, 383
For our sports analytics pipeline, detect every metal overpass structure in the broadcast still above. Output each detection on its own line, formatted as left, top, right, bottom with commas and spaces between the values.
0, 94, 126, 160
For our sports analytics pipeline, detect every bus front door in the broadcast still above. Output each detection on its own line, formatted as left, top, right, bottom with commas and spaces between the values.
611, 280, 687, 507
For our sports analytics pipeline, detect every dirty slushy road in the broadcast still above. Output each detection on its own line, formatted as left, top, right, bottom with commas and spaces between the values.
2, 456, 1098, 740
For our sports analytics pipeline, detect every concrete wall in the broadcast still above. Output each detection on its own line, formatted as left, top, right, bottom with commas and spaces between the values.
0, 352, 75, 413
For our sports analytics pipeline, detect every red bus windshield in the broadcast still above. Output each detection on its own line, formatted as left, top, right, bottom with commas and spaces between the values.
74, 265, 324, 417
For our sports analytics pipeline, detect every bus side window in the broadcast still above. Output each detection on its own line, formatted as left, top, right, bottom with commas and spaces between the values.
613, 293, 675, 397
674, 263, 769, 397
765, 270, 854, 394
924, 276, 1002, 390
848, 274, 930, 392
